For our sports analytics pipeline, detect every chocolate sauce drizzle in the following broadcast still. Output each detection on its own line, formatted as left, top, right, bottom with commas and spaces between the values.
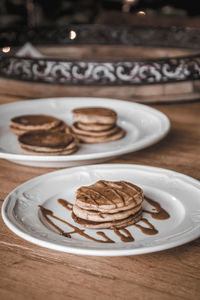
88, 187, 118, 207
134, 218, 158, 235
57, 198, 73, 211
143, 196, 170, 220
98, 181, 125, 207
79, 181, 141, 209
39, 204, 114, 243
99, 181, 139, 206
39, 196, 170, 244
113, 228, 135, 242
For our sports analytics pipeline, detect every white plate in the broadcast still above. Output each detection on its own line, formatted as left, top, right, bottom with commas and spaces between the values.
2, 164, 200, 256
0, 97, 170, 167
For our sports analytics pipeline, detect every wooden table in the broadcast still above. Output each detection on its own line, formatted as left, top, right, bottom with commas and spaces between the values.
0, 88, 200, 300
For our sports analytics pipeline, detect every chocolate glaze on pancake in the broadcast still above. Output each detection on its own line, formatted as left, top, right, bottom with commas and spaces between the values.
72, 107, 117, 124
72, 180, 144, 229
75, 180, 143, 212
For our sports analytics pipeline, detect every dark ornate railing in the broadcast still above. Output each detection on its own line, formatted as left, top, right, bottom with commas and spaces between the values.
0, 25, 200, 85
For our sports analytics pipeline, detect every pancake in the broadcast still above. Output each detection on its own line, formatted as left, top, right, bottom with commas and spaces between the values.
10, 120, 67, 136
72, 107, 117, 124
73, 203, 142, 222
70, 106, 125, 144
72, 209, 142, 229
20, 145, 78, 156
67, 126, 125, 144
18, 131, 79, 155
10, 114, 61, 131
75, 180, 144, 212
11, 114, 60, 129
71, 122, 119, 137
72, 180, 144, 229
46, 121, 67, 133
78, 122, 114, 131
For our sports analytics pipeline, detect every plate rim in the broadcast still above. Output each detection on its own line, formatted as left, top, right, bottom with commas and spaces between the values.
0, 97, 170, 162
2, 163, 200, 256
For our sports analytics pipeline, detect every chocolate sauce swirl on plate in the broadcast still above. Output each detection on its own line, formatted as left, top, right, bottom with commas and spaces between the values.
134, 218, 158, 235
39, 203, 114, 243
143, 196, 170, 220
39, 196, 170, 244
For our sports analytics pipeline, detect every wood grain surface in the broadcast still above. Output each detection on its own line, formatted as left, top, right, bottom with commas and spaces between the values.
1, 77, 200, 104
0, 86, 200, 300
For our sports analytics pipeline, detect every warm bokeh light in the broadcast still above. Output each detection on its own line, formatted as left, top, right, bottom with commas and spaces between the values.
2, 46, 11, 53
122, 0, 139, 12
69, 30, 77, 40
137, 10, 146, 16
125, 0, 138, 3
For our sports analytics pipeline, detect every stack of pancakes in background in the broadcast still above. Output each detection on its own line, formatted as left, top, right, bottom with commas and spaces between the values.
68, 107, 126, 143
72, 180, 144, 229
10, 114, 66, 136
18, 131, 78, 155
10, 114, 78, 155
9, 107, 126, 155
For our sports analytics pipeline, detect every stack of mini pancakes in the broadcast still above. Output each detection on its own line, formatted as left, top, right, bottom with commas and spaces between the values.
18, 131, 79, 155
72, 180, 143, 229
67, 107, 126, 143
10, 114, 67, 136
10, 114, 78, 155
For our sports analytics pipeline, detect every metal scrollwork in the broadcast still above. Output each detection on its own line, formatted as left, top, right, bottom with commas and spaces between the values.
1, 25, 200, 85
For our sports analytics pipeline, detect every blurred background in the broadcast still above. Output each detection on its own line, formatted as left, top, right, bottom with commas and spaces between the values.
0, 1, 200, 104
0, 0, 200, 28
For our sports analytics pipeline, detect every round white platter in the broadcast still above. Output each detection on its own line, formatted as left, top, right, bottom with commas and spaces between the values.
0, 97, 170, 167
2, 164, 200, 256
